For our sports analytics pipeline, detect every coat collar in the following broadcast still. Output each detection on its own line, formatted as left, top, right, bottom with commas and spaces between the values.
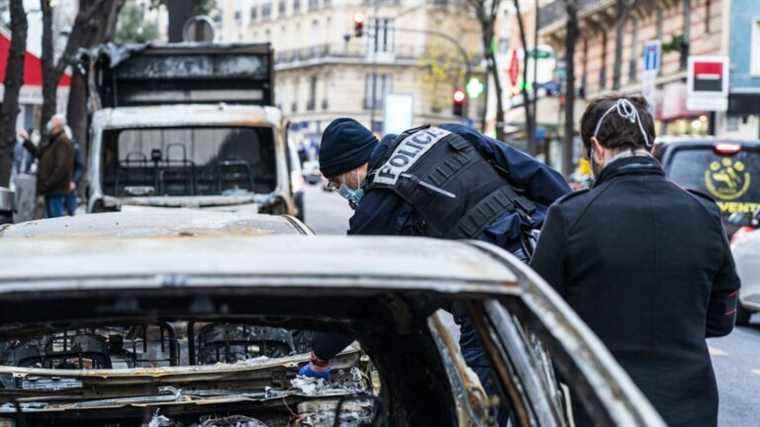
592, 155, 664, 188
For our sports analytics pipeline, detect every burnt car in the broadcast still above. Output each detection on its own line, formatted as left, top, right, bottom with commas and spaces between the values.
84, 43, 305, 220
656, 137, 760, 237
0, 212, 664, 426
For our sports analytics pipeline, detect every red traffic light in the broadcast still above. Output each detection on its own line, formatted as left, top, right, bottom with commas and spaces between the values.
353, 13, 364, 37
453, 89, 466, 104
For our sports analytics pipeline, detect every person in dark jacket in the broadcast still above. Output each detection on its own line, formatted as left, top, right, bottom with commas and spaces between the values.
298, 118, 570, 423
530, 96, 740, 427
23, 114, 74, 218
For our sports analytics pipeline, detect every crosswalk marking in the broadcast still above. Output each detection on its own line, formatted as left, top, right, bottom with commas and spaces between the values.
751, 370, 760, 377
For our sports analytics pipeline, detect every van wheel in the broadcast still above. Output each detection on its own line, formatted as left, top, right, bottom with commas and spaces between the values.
736, 304, 752, 326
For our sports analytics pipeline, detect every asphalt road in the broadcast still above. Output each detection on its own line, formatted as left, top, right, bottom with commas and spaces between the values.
302, 183, 760, 426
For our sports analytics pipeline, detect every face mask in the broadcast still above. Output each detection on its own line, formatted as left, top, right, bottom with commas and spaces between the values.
338, 184, 364, 209
45, 121, 53, 133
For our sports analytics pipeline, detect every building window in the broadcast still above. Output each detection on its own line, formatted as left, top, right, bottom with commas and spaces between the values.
278, 1, 286, 15
369, 18, 395, 53
307, 76, 317, 111
262, 2, 272, 19
628, 18, 639, 83
323, 0, 331, 7
364, 74, 392, 109
234, 10, 242, 21
250, 6, 258, 20
308, 0, 318, 10
293, 0, 301, 13
752, 19, 760, 75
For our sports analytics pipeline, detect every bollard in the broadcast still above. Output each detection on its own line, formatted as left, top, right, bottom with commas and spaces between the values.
0, 186, 14, 225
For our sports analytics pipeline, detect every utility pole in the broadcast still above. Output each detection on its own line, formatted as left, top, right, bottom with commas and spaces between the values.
532, 0, 540, 156
369, 0, 379, 133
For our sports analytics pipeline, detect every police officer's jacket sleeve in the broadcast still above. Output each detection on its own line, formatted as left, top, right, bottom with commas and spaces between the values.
529, 203, 568, 297
706, 222, 741, 338
440, 124, 571, 206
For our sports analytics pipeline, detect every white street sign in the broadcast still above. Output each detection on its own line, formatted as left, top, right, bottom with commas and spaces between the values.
687, 56, 730, 112
383, 93, 414, 134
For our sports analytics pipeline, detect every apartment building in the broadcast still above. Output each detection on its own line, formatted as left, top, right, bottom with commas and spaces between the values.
219, 0, 484, 147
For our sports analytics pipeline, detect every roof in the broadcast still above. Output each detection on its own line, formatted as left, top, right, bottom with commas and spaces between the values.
0, 234, 517, 293
0, 31, 70, 87
0, 211, 307, 238
92, 104, 283, 130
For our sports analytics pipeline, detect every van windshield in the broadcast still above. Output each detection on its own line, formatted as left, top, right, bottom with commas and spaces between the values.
101, 127, 277, 197
667, 147, 760, 215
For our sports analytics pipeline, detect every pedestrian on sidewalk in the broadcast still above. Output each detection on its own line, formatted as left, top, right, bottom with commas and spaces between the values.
23, 114, 74, 218
530, 96, 740, 427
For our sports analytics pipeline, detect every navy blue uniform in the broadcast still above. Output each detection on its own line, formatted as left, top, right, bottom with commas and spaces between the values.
313, 125, 570, 391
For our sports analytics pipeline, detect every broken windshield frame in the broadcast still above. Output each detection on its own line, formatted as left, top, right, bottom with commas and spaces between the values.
100, 126, 277, 198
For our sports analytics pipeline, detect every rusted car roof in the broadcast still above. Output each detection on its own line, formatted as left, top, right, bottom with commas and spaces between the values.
0, 211, 309, 238
0, 212, 514, 289
0, 234, 518, 293
92, 104, 282, 130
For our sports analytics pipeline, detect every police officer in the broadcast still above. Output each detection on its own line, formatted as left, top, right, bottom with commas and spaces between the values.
530, 96, 740, 427
299, 118, 570, 421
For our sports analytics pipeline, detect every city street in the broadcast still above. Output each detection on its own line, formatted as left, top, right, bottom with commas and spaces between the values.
302, 183, 760, 426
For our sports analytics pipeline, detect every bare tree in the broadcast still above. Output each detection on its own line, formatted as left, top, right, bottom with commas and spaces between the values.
466, 0, 507, 141
612, 0, 638, 90
511, 0, 536, 152
66, 0, 125, 148
0, 0, 27, 187
39, 0, 122, 130
562, 0, 579, 176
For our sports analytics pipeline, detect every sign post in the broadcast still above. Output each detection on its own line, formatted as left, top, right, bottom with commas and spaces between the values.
642, 40, 661, 111
686, 56, 730, 112
383, 93, 414, 134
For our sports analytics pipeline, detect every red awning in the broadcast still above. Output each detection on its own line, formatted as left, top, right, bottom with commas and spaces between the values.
0, 32, 70, 87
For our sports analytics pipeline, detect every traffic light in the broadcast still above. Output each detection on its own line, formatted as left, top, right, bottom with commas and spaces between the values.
353, 14, 364, 38
453, 88, 465, 117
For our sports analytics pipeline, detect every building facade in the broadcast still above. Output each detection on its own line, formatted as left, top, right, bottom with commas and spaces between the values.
496, 0, 760, 172
219, 0, 485, 149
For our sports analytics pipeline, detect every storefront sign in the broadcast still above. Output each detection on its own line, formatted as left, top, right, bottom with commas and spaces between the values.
687, 56, 729, 112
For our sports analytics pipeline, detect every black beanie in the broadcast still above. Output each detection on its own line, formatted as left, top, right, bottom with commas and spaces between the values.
319, 118, 378, 178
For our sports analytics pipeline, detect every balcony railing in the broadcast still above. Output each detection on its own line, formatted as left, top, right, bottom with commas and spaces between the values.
538, 0, 602, 30
274, 42, 482, 69
274, 43, 427, 65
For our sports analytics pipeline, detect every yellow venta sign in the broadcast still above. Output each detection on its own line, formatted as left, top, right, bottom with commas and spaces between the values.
704, 158, 752, 201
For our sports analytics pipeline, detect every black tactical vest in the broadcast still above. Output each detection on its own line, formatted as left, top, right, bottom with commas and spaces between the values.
366, 125, 536, 239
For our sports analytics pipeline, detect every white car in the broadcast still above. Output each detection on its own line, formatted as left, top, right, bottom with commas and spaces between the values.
730, 210, 760, 325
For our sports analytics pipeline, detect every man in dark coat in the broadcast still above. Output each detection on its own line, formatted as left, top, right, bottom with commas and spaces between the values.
530, 96, 740, 427
24, 114, 74, 218
298, 118, 570, 424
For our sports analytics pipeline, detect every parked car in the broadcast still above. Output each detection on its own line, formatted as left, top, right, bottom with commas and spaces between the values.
728, 209, 760, 325
0, 212, 664, 426
656, 137, 760, 237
